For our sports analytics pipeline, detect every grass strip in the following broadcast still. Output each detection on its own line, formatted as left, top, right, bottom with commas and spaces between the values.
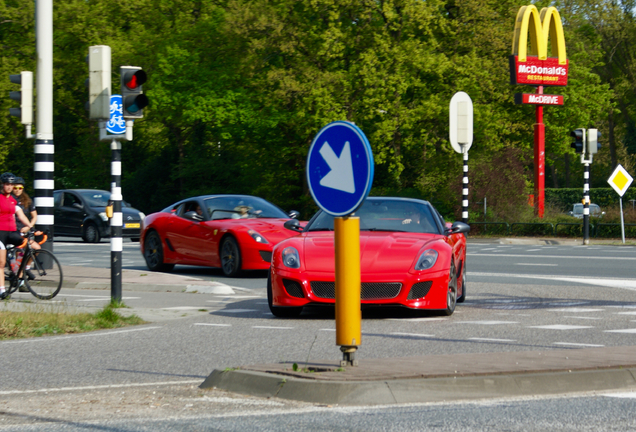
0, 303, 146, 340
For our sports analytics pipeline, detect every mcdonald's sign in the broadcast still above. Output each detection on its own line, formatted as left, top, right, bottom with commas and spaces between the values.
510, 5, 568, 86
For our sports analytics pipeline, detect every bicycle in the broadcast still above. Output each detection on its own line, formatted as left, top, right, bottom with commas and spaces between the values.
4, 230, 63, 300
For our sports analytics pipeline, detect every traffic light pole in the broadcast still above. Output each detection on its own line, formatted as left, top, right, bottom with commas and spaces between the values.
583, 162, 590, 245
462, 150, 468, 224
110, 138, 123, 302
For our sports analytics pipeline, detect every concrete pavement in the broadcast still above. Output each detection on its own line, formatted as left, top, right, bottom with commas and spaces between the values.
7, 236, 636, 406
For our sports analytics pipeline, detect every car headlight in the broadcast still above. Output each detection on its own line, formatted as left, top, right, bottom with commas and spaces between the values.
139, 212, 145, 220
248, 229, 269, 244
414, 249, 438, 270
98, 212, 108, 222
282, 247, 300, 269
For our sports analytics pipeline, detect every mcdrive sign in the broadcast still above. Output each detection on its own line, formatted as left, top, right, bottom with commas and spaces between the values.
509, 5, 568, 87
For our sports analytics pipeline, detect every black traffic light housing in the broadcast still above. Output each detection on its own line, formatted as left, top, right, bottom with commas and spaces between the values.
120, 66, 148, 119
9, 71, 33, 124
570, 128, 585, 154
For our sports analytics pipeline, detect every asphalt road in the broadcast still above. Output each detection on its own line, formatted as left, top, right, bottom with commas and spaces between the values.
1, 237, 635, 430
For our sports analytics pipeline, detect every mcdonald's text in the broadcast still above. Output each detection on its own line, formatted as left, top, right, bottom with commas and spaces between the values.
510, 55, 569, 86
514, 93, 564, 106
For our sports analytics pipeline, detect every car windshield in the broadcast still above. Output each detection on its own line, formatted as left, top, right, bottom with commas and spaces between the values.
204, 196, 288, 220
306, 199, 441, 234
79, 191, 130, 208
573, 204, 583, 215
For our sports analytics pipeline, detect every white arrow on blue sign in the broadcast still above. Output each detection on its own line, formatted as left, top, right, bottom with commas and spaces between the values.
106, 94, 126, 135
307, 121, 374, 217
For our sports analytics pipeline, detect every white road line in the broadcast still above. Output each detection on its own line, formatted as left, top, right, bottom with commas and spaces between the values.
468, 272, 636, 291
516, 263, 558, 266
528, 325, 593, 330
616, 311, 636, 315
216, 309, 257, 313
526, 249, 541, 252
550, 308, 604, 313
603, 392, 636, 398
162, 307, 209, 310
564, 316, 603, 320
456, 321, 519, 325
468, 253, 636, 261
385, 318, 448, 322
215, 295, 262, 299
252, 326, 293, 330
553, 342, 604, 347
0, 380, 201, 396
319, 328, 336, 331
193, 323, 231, 327
390, 332, 435, 338
1, 326, 162, 344
605, 328, 636, 334
469, 337, 516, 343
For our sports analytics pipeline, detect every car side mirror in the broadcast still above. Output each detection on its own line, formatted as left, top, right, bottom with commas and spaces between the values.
445, 221, 470, 235
284, 218, 303, 232
288, 210, 300, 219
184, 211, 203, 222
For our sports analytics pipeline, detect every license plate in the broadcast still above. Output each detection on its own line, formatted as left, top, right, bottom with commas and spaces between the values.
124, 223, 140, 229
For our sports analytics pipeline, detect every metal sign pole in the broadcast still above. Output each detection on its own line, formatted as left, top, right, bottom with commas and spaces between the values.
462, 150, 469, 224
583, 162, 590, 245
620, 197, 625, 244
534, 86, 545, 218
110, 139, 123, 302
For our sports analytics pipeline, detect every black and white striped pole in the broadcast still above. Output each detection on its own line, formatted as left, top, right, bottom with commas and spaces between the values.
449, 92, 473, 225
35, 0, 54, 251
110, 140, 123, 301
581, 129, 600, 246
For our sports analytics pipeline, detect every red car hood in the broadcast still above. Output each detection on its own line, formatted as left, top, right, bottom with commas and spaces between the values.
302, 232, 442, 273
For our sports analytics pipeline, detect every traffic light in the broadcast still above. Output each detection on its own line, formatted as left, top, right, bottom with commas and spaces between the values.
87, 45, 111, 120
120, 66, 148, 119
570, 128, 585, 154
588, 129, 601, 154
8, 71, 33, 124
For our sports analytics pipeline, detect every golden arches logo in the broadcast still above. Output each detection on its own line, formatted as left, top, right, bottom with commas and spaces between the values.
510, 5, 569, 86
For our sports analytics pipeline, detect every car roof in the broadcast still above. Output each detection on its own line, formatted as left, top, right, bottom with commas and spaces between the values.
55, 189, 110, 193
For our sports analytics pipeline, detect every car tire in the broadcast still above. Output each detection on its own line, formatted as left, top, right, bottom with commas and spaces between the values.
220, 236, 242, 277
457, 261, 466, 303
444, 261, 457, 316
143, 231, 174, 272
267, 270, 303, 318
82, 222, 101, 243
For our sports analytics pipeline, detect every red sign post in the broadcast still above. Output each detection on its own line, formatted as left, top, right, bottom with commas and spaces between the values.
510, 5, 568, 218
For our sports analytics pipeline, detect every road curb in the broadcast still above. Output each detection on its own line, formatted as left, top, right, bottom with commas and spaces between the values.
200, 367, 636, 405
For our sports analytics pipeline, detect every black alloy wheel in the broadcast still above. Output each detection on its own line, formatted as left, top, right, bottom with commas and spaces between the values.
82, 222, 100, 243
220, 237, 241, 277
444, 261, 457, 316
143, 231, 174, 272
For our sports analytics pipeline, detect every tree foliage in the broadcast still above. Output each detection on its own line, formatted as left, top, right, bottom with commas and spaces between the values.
0, 0, 631, 219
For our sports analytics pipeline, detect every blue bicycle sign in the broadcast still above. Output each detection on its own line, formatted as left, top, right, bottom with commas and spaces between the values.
106, 95, 126, 135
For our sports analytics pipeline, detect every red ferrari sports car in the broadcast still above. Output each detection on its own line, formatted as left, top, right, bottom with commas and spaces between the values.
268, 197, 470, 317
141, 195, 302, 276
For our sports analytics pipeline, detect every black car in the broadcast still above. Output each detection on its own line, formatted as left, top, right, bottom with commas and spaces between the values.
53, 189, 145, 242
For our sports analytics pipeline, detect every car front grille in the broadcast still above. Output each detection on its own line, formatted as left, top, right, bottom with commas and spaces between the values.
282, 279, 304, 298
407, 281, 433, 300
259, 251, 272, 263
310, 282, 402, 300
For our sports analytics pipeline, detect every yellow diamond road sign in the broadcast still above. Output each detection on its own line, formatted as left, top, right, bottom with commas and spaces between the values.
607, 164, 634, 197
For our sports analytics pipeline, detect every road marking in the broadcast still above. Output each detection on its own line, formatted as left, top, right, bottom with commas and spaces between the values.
390, 332, 435, 338
76, 297, 141, 302
604, 328, 636, 334
553, 342, 604, 347
252, 326, 293, 330
0, 380, 202, 396
215, 295, 262, 299
385, 318, 448, 322
217, 309, 257, 313
528, 325, 593, 330
603, 392, 636, 398
456, 321, 519, 325
516, 263, 558, 266
526, 249, 541, 252
319, 328, 336, 331
468, 337, 516, 342
565, 316, 603, 320
162, 306, 210, 310
616, 311, 636, 315
1, 326, 162, 344
193, 323, 231, 327
467, 253, 636, 261
550, 308, 604, 313
468, 272, 636, 291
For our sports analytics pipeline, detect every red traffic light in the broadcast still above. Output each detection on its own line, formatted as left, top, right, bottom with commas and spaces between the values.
122, 69, 147, 91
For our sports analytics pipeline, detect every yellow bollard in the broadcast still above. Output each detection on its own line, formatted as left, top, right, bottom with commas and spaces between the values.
334, 216, 361, 366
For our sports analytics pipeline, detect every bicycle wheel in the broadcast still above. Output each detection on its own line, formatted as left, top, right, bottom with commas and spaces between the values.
4, 267, 18, 295
24, 249, 63, 300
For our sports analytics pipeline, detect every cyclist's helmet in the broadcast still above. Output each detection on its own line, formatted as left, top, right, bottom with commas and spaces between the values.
13, 177, 24, 186
0, 172, 15, 185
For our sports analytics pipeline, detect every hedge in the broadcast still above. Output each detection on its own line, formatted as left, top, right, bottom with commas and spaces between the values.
545, 187, 636, 210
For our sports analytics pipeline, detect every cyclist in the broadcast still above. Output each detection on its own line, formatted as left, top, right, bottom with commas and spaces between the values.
13, 177, 40, 287
0, 173, 34, 300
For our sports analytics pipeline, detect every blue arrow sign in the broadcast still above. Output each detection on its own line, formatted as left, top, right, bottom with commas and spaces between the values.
106, 94, 126, 135
307, 121, 374, 216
